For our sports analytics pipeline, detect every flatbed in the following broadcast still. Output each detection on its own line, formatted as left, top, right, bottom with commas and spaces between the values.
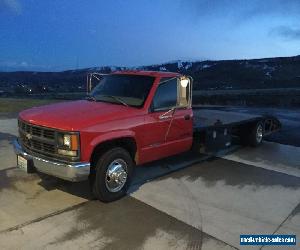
193, 108, 262, 130
192, 106, 281, 152
193, 107, 280, 132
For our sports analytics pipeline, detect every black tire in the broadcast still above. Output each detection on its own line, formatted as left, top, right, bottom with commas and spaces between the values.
246, 121, 264, 147
90, 147, 134, 202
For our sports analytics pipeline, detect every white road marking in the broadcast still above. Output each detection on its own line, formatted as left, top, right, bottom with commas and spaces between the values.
221, 141, 300, 177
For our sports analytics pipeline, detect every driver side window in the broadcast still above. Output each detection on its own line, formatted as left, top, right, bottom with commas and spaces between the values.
152, 78, 178, 111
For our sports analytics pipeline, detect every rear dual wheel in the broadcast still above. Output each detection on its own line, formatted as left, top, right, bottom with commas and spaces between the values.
90, 147, 134, 202
241, 121, 264, 147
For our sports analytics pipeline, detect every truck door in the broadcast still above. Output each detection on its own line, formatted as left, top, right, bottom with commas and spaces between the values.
141, 77, 192, 163
165, 77, 193, 151
141, 78, 177, 162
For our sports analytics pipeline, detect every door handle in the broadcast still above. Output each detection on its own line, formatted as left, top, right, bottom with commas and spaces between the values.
159, 115, 172, 120
184, 115, 191, 120
159, 108, 175, 120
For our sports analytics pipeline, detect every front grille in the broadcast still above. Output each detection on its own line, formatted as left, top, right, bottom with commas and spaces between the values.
18, 120, 57, 157
44, 130, 55, 139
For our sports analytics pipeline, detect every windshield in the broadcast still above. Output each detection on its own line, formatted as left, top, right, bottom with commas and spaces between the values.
89, 74, 154, 107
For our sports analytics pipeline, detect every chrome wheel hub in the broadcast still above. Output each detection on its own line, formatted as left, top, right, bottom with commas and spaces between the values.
105, 159, 128, 193
256, 124, 263, 143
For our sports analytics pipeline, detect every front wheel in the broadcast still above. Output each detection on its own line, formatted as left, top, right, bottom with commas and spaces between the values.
90, 147, 134, 202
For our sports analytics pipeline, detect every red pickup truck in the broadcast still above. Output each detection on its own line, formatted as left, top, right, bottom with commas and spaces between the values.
14, 71, 280, 202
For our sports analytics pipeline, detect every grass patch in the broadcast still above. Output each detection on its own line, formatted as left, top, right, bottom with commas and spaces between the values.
0, 98, 63, 113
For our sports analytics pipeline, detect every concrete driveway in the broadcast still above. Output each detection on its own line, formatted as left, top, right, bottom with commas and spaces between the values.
0, 118, 299, 249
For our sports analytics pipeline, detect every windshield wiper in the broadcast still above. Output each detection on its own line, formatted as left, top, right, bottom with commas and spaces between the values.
99, 95, 129, 107
86, 96, 97, 101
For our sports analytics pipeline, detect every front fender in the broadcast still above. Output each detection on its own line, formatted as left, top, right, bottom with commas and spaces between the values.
90, 130, 136, 147
82, 130, 138, 163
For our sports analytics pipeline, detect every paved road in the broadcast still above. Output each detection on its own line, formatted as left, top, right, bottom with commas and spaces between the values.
0, 118, 299, 249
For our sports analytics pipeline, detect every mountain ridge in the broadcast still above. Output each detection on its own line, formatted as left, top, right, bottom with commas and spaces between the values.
0, 55, 300, 94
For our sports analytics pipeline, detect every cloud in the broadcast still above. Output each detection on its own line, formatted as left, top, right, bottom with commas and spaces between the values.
0, 60, 55, 71
270, 26, 300, 40
0, 60, 29, 69
179, 0, 300, 22
0, 0, 22, 14
241, 0, 300, 18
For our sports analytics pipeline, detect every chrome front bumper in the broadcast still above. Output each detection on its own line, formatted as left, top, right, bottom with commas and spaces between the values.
13, 139, 90, 182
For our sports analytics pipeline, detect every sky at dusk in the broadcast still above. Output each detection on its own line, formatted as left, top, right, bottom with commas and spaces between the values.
1, 0, 300, 71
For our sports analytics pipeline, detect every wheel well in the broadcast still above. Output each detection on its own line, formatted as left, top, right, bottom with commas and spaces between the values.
90, 137, 137, 169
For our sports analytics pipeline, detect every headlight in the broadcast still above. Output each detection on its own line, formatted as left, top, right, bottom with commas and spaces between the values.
57, 133, 80, 157
63, 135, 72, 147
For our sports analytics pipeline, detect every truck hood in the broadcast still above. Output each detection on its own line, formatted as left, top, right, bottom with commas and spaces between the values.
19, 100, 140, 131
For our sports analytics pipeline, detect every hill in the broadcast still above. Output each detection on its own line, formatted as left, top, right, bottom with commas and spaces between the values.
0, 55, 300, 95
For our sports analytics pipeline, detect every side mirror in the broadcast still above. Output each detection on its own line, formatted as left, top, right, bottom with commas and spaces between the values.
180, 78, 189, 88
178, 77, 191, 108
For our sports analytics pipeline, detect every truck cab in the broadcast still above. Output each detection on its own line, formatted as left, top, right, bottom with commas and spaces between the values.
14, 71, 194, 202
